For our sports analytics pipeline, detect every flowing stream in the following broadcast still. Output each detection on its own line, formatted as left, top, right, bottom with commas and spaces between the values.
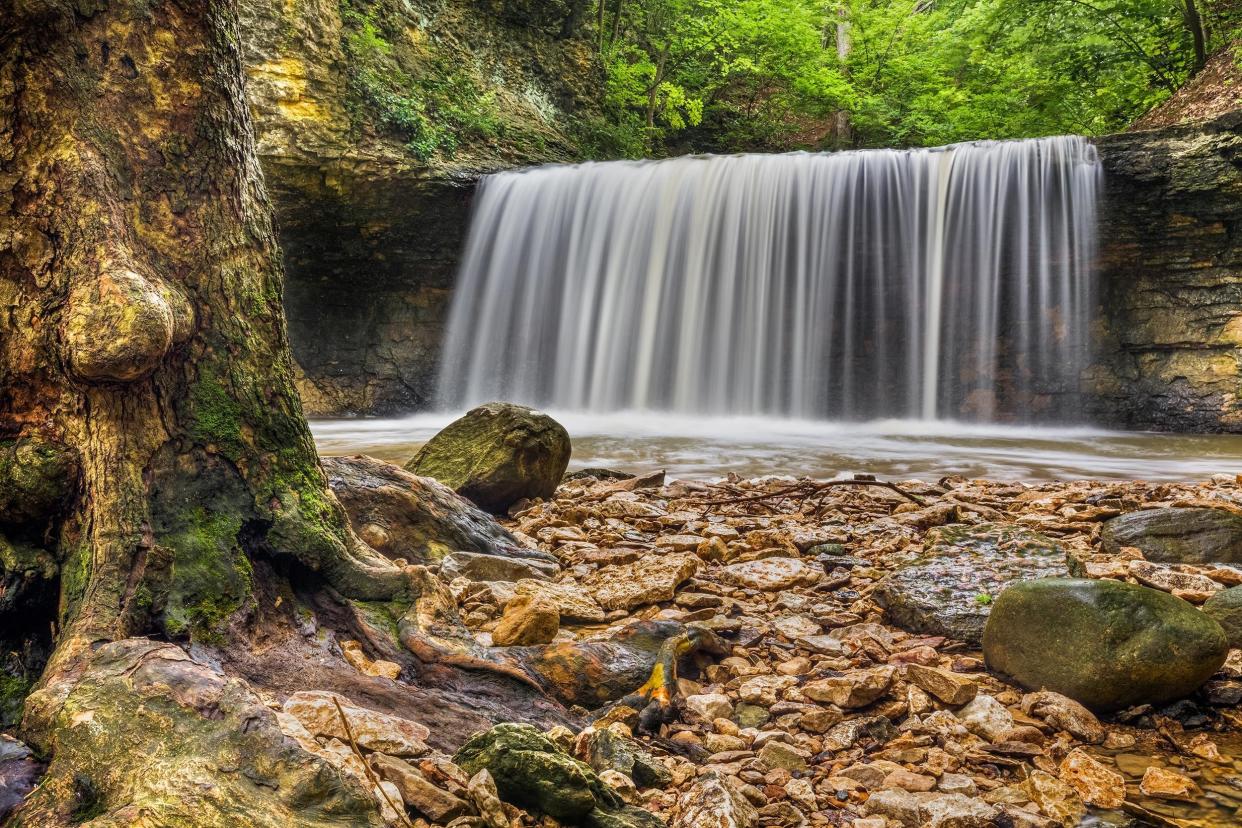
438, 137, 1101, 422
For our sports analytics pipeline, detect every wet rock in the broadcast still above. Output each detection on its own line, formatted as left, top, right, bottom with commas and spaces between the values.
585, 553, 699, 611
1020, 691, 1104, 744
492, 594, 560, 646
875, 523, 1066, 645
720, 558, 822, 591
324, 454, 547, 568
453, 723, 661, 827
672, 770, 757, 828
371, 753, 473, 822
904, 664, 978, 706
405, 403, 572, 514
1203, 584, 1242, 647
1058, 748, 1125, 808
1101, 507, 1242, 563
1139, 765, 1200, 800
0, 735, 40, 822
982, 578, 1229, 711
804, 666, 894, 709
1020, 771, 1084, 826
283, 690, 431, 756
440, 550, 560, 583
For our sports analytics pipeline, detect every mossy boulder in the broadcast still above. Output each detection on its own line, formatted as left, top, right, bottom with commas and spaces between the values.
454, 723, 663, 827
982, 578, 1228, 711
1100, 507, 1242, 563
405, 403, 571, 514
1203, 585, 1242, 648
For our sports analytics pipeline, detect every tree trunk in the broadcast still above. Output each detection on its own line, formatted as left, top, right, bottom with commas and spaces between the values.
1183, 0, 1209, 75
0, 0, 406, 724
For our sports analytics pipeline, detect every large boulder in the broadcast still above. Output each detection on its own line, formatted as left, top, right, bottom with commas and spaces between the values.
405, 403, 572, 514
454, 723, 663, 827
1203, 585, 1242, 648
874, 523, 1067, 646
1100, 507, 1242, 563
982, 578, 1228, 711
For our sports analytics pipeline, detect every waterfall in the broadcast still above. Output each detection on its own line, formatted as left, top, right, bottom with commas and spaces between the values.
437, 137, 1102, 422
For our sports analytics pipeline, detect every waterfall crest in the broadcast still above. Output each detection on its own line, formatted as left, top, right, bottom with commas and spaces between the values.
438, 138, 1101, 421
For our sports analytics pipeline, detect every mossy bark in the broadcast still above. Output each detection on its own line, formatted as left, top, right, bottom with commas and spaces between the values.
0, 0, 405, 742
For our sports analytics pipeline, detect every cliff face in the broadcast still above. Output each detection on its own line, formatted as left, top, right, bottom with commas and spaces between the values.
238, 0, 599, 414
1087, 112, 1242, 432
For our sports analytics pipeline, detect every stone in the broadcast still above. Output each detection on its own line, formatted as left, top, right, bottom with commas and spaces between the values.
585, 553, 699, 611
904, 664, 978, 706
341, 640, 402, 681
1127, 559, 1222, 600
881, 769, 936, 792
1020, 691, 1104, 744
803, 667, 894, 708
720, 558, 822, 591
861, 788, 922, 826
936, 774, 977, 796
875, 523, 1066, 646
405, 403, 572, 514
1203, 584, 1242, 647
772, 614, 821, 639
919, 794, 998, 828
515, 579, 607, 623
672, 770, 757, 828
0, 735, 40, 823
492, 594, 560, 646
371, 753, 472, 822
982, 578, 1229, 711
757, 741, 809, 772
1059, 748, 1125, 808
439, 549, 560, 583
683, 693, 734, 724
1139, 766, 1199, 800
1101, 507, 1242, 563
738, 674, 796, 706
954, 694, 1013, 743
283, 690, 430, 756
1020, 771, 1085, 826
467, 769, 510, 828
578, 728, 672, 789
453, 723, 661, 826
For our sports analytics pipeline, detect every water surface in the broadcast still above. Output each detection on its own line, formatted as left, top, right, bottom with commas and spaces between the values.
312, 412, 1242, 482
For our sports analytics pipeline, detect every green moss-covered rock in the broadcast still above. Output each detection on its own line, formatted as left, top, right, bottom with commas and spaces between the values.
406, 403, 571, 514
982, 578, 1228, 711
1100, 507, 1242, 563
454, 723, 663, 827
0, 438, 77, 527
1203, 585, 1242, 648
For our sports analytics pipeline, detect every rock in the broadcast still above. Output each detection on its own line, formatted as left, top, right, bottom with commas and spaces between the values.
738, 674, 796, 706
0, 735, 40, 823
881, 769, 936, 792
683, 693, 734, 724
323, 454, 548, 568
585, 553, 699, 611
757, 740, 809, 771
1139, 766, 1199, 800
453, 723, 661, 827
1058, 748, 1125, 808
371, 753, 472, 822
1020, 770, 1084, 826
492, 594, 560, 646
405, 403, 572, 514
875, 523, 1066, 646
600, 768, 640, 804
772, 614, 821, 639
803, 666, 894, 708
920, 794, 998, 828
954, 694, 1013, 743
672, 770, 757, 828
440, 549, 560, 583
578, 728, 672, 789
1203, 584, 1242, 647
467, 769, 510, 828
341, 640, 402, 681
720, 558, 822, 591
283, 690, 431, 756
982, 578, 1229, 711
862, 788, 921, 826
1127, 559, 1222, 601
904, 664, 978, 706
515, 579, 607, 623
1020, 691, 1105, 744
937, 774, 977, 796
17, 640, 385, 827
1101, 507, 1242, 563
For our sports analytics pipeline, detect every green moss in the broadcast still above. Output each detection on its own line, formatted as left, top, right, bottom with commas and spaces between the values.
162, 508, 252, 642
0, 673, 31, 728
188, 369, 245, 459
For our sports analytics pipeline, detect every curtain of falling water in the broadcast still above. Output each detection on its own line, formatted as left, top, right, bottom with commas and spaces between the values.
437, 137, 1101, 421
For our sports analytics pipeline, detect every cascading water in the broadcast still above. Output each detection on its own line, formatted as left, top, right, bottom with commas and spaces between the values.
437, 137, 1102, 422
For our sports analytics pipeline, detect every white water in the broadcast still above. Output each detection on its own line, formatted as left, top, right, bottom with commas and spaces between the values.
438, 137, 1102, 422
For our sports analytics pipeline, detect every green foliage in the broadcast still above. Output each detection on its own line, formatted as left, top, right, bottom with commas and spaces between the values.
340, 1, 505, 161
586, 0, 1240, 154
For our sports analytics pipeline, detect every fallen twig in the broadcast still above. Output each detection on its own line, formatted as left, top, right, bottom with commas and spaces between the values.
332, 696, 414, 828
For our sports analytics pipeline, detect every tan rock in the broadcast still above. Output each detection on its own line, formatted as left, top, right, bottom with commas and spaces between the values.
684, 693, 735, 723
720, 557, 822, 591
757, 740, 809, 772
881, 769, 936, 792
283, 690, 430, 756
954, 694, 1013, 743
491, 594, 559, 646
696, 536, 730, 561
341, 640, 402, 681
514, 579, 606, 622
1128, 560, 1222, 601
467, 769, 508, 828
803, 667, 894, 708
673, 769, 758, 828
1021, 691, 1105, 744
1139, 766, 1199, 800
657, 534, 706, 551
905, 664, 979, 706
600, 768, 639, 803
1058, 748, 1125, 808
370, 753, 472, 822
585, 552, 699, 610
1021, 770, 1085, 826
